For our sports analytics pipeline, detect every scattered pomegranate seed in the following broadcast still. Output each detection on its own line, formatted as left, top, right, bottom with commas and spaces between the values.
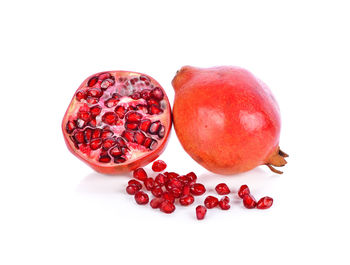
152, 160, 167, 172
128, 180, 142, 190
238, 184, 250, 198
242, 194, 257, 209
179, 194, 194, 206
134, 191, 149, 205
196, 205, 207, 220
151, 186, 163, 197
162, 192, 175, 203
182, 185, 190, 195
165, 178, 183, 191
204, 196, 219, 209
155, 173, 168, 186
133, 168, 148, 181
257, 196, 273, 209
190, 183, 206, 196
150, 197, 164, 209
160, 201, 176, 214
218, 196, 231, 210
144, 178, 155, 191
126, 185, 139, 195
169, 187, 182, 198
215, 183, 230, 195
186, 172, 197, 184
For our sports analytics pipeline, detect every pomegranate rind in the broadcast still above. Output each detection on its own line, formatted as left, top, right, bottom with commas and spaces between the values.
62, 71, 172, 174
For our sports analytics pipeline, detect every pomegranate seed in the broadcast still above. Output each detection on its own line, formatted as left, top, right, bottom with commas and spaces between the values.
242, 194, 257, 209
102, 112, 118, 125
162, 192, 175, 203
219, 196, 231, 210
170, 187, 182, 198
125, 111, 142, 123
105, 98, 119, 108
134, 191, 149, 205
90, 138, 102, 150
196, 205, 207, 220
114, 105, 126, 119
102, 138, 116, 150
76, 90, 87, 101
149, 121, 161, 134
134, 131, 146, 145
84, 128, 93, 142
114, 156, 126, 164
177, 175, 189, 184
150, 197, 164, 209
150, 87, 164, 100
257, 196, 273, 209
151, 186, 163, 197
125, 122, 139, 130
144, 178, 155, 191
116, 137, 127, 147
140, 89, 151, 99
66, 121, 76, 134
204, 196, 219, 209
182, 185, 190, 195
122, 130, 134, 142
238, 185, 250, 198
155, 173, 168, 186
152, 160, 167, 172
87, 88, 102, 98
101, 127, 113, 138
131, 92, 141, 100
101, 78, 114, 90
186, 172, 197, 184
128, 180, 142, 190
139, 119, 152, 132
215, 183, 230, 195
126, 185, 139, 195
86, 97, 99, 104
139, 75, 150, 82
165, 179, 183, 191
190, 183, 206, 196
90, 105, 102, 116
87, 76, 98, 87
133, 168, 147, 181
160, 201, 175, 214
164, 172, 179, 179
99, 152, 111, 163
73, 131, 85, 143
149, 105, 163, 115
158, 125, 165, 138
179, 194, 194, 206
147, 99, 160, 107
110, 146, 121, 157
98, 72, 111, 80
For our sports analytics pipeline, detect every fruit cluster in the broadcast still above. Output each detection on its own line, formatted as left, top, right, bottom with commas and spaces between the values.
126, 160, 274, 220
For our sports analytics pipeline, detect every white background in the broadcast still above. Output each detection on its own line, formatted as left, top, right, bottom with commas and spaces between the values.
1, 0, 349, 264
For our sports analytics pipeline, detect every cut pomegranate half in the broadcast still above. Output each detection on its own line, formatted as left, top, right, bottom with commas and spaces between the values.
62, 71, 172, 174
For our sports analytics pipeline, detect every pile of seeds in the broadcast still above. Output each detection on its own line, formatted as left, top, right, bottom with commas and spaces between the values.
126, 160, 274, 220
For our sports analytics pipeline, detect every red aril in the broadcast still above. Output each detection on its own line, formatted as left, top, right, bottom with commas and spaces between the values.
144, 178, 155, 191
186, 172, 197, 184
172, 66, 288, 174
126, 185, 139, 195
162, 192, 175, 203
257, 196, 273, 209
133, 168, 148, 181
160, 201, 176, 214
242, 194, 257, 209
196, 205, 207, 220
219, 196, 230, 210
128, 179, 142, 190
151, 186, 163, 197
150, 197, 165, 209
204, 196, 219, 209
134, 191, 149, 205
179, 194, 194, 206
238, 184, 250, 198
155, 173, 168, 186
190, 183, 206, 196
152, 160, 167, 172
215, 183, 230, 195
62, 71, 172, 174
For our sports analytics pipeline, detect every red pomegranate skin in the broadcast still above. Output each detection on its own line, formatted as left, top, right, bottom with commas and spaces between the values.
172, 66, 287, 175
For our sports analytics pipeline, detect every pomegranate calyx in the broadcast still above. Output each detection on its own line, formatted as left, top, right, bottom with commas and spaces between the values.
265, 147, 289, 174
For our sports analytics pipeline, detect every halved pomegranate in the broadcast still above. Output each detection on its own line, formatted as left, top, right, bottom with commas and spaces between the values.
62, 71, 172, 174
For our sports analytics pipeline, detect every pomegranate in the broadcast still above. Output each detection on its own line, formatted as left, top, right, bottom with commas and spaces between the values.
172, 66, 288, 174
62, 71, 171, 174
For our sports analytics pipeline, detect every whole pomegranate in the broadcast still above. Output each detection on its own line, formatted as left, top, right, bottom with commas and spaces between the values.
62, 71, 171, 174
172, 66, 288, 175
